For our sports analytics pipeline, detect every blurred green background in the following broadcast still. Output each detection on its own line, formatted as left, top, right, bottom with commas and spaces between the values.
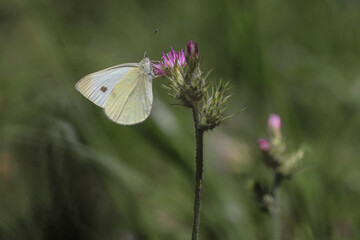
1, 0, 360, 239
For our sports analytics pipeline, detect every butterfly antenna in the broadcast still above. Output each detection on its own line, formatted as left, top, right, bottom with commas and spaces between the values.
144, 28, 159, 57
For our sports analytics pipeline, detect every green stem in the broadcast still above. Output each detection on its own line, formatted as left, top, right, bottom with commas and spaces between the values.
191, 104, 204, 240
271, 173, 283, 240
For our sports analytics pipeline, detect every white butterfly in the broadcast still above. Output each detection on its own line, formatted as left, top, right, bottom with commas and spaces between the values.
75, 57, 154, 125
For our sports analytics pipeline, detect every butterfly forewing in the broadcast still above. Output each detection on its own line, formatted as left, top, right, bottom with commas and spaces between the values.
75, 64, 138, 108
104, 67, 153, 125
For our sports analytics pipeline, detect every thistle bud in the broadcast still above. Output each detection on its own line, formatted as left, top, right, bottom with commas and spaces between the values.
186, 40, 199, 72
258, 138, 270, 152
200, 80, 231, 131
268, 114, 281, 138
268, 114, 281, 129
186, 40, 198, 59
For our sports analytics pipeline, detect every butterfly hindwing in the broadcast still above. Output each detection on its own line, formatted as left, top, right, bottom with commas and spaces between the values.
104, 67, 153, 125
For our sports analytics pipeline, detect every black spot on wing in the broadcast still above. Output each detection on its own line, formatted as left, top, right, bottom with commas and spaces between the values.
101, 86, 108, 92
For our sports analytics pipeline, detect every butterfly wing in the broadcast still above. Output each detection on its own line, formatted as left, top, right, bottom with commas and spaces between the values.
75, 64, 139, 108
104, 67, 153, 125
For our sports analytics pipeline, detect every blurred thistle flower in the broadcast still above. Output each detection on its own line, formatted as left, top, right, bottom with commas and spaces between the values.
268, 114, 282, 138
153, 47, 186, 77
258, 113, 305, 177
268, 114, 281, 129
253, 113, 305, 223
258, 138, 270, 152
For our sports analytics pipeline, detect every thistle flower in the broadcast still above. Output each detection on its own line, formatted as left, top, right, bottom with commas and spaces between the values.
155, 41, 234, 130
156, 44, 206, 107
153, 41, 237, 240
153, 47, 186, 77
258, 138, 270, 152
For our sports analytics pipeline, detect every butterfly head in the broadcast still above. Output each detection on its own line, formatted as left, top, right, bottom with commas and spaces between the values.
140, 57, 153, 77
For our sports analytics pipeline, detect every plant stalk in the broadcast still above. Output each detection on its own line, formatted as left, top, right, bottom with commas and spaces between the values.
191, 104, 204, 240
271, 172, 283, 240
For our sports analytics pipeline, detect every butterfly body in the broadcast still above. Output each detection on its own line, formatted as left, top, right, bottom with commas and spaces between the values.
75, 57, 154, 125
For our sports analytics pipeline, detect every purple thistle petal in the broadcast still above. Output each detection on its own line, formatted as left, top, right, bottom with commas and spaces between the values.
258, 138, 270, 152
268, 114, 282, 130
180, 49, 186, 65
153, 47, 187, 77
